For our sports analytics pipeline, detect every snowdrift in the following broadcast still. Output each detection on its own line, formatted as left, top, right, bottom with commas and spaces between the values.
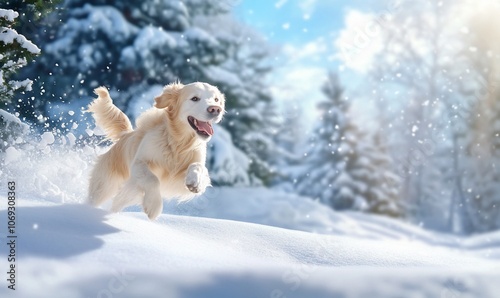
1, 190, 500, 298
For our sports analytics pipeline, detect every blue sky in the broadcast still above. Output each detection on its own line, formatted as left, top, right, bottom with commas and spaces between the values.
233, 1, 381, 128
234, 0, 378, 43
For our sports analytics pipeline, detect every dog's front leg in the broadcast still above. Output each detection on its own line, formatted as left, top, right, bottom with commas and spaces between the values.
113, 160, 163, 220
136, 161, 163, 220
185, 162, 211, 194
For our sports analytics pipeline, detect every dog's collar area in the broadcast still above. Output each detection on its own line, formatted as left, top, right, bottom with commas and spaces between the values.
188, 116, 213, 138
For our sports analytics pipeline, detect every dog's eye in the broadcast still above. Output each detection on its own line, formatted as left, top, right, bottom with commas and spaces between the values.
191, 96, 200, 102
214, 98, 219, 103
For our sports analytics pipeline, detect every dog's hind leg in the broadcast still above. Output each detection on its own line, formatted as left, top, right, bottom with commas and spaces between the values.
110, 179, 143, 213
88, 156, 124, 207
88, 148, 126, 206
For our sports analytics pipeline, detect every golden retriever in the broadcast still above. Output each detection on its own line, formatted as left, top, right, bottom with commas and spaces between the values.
87, 82, 225, 219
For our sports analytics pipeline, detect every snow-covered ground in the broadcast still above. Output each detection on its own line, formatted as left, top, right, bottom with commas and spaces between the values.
1, 187, 500, 298
1, 137, 500, 297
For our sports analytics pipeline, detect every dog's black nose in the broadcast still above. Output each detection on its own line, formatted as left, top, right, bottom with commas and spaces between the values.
207, 105, 221, 116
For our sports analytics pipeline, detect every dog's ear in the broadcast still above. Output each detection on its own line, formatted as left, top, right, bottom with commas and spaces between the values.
154, 82, 184, 109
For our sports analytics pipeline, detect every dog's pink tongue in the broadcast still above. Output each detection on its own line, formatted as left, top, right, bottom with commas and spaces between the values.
196, 120, 214, 136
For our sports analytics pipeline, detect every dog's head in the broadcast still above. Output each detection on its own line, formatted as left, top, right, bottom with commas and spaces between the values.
154, 82, 225, 141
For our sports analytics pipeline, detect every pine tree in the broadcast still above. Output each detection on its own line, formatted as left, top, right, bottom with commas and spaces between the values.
296, 72, 401, 216
269, 103, 305, 190
360, 132, 402, 217
0, 4, 49, 150
0, 8, 40, 104
295, 72, 351, 207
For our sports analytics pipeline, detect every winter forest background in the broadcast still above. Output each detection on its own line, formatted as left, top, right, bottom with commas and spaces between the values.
1, 0, 499, 235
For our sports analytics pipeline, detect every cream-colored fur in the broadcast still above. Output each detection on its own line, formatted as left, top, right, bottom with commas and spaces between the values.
87, 82, 225, 220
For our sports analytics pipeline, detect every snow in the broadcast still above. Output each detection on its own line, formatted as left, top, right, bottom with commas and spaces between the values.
126, 85, 164, 120
185, 27, 219, 46
0, 28, 41, 54
134, 27, 177, 53
38, 132, 55, 154
204, 65, 243, 87
9, 78, 33, 91
0, 9, 18, 22
0, 109, 29, 132
3, 146, 21, 164
1, 190, 500, 298
46, 4, 138, 59
66, 133, 76, 146
40, 132, 55, 145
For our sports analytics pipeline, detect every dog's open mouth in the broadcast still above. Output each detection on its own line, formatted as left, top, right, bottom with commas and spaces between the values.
188, 116, 214, 137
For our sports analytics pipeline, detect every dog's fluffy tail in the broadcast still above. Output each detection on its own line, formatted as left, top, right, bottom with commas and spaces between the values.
87, 87, 133, 143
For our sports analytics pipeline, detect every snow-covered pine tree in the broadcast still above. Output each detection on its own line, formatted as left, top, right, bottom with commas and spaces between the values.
296, 72, 401, 216
0, 5, 45, 150
295, 73, 352, 208
270, 104, 307, 190
360, 132, 402, 217
0, 8, 40, 104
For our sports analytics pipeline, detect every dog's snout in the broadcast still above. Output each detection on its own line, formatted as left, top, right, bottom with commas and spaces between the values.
207, 105, 221, 116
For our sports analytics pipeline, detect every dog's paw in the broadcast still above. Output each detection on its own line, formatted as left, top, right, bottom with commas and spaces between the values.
185, 163, 210, 194
185, 172, 202, 193
143, 199, 162, 220
186, 182, 201, 193
142, 190, 163, 220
